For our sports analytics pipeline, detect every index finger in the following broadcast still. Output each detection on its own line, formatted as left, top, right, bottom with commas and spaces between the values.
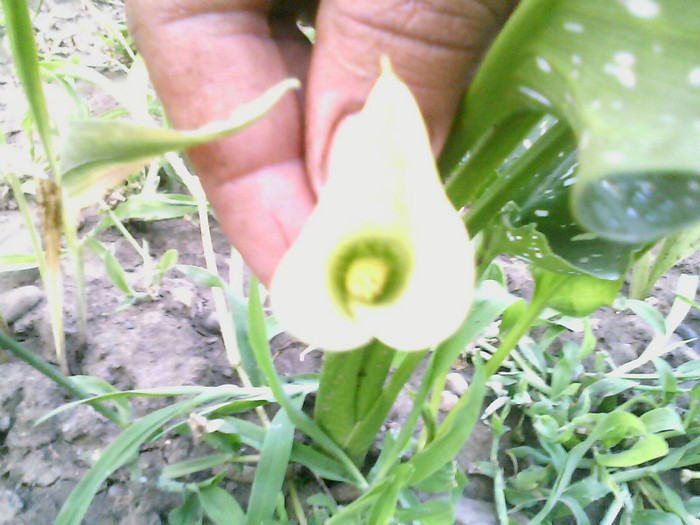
125, 0, 315, 284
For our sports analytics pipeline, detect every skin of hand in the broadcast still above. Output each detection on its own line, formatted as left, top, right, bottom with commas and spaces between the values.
124, 0, 517, 286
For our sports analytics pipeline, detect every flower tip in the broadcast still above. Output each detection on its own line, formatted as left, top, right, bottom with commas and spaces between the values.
379, 55, 393, 75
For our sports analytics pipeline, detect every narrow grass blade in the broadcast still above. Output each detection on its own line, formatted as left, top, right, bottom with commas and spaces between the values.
406, 360, 486, 485
61, 79, 299, 208
55, 391, 228, 525
367, 465, 413, 525
161, 454, 235, 480
245, 397, 303, 525
0, 331, 123, 424
219, 417, 354, 484
0, 0, 59, 177
247, 276, 367, 488
0, 254, 40, 272
610, 274, 699, 376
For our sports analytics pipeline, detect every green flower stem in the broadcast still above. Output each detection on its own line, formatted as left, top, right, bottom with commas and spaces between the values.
343, 351, 426, 466
314, 347, 367, 446
314, 340, 397, 465
484, 273, 570, 377
354, 341, 395, 422
0, 330, 124, 425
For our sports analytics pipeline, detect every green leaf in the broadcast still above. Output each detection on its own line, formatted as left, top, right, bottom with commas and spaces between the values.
168, 493, 203, 525
646, 223, 700, 296
245, 399, 302, 525
444, 0, 700, 244
157, 249, 179, 274
55, 391, 228, 525
406, 360, 486, 485
581, 378, 637, 400
468, 132, 640, 280
630, 510, 682, 525
161, 454, 235, 480
596, 434, 669, 467
197, 485, 246, 525
218, 417, 354, 484
640, 407, 684, 434
533, 268, 622, 318
617, 298, 666, 334
247, 276, 367, 489
69, 375, 131, 424
104, 249, 135, 295
367, 465, 413, 525
394, 499, 455, 523
0, 253, 40, 272
94, 193, 200, 234
60, 78, 299, 208
510, 465, 549, 492
410, 461, 458, 493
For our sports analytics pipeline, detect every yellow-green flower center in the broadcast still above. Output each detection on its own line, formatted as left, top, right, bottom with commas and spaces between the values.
344, 257, 392, 303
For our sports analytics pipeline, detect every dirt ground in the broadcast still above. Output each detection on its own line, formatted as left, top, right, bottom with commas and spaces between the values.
1, 1, 699, 524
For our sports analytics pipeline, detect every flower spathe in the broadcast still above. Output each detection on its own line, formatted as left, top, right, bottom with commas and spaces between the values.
270, 58, 474, 352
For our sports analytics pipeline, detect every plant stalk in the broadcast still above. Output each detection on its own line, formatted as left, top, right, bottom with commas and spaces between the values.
485, 274, 570, 377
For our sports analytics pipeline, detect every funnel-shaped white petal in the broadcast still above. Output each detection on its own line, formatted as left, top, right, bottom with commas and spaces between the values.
271, 59, 474, 352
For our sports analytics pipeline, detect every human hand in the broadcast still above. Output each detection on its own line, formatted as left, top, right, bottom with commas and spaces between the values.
125, 0, 517, 285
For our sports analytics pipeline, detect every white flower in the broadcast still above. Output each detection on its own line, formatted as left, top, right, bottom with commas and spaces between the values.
270, 59, 474, 352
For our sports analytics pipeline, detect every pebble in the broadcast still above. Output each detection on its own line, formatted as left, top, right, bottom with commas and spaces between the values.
439, 391, 460, 412
199, 311, 221, 334
454, 497, 497, 525
0, 286, 43, 324
0, 488, 24, 524
170, 285, 196, 310
446, 372, 470, 396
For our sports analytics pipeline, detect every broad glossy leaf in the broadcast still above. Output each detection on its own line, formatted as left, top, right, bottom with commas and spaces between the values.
533, 268, 622, 317
443, 0, 700, 269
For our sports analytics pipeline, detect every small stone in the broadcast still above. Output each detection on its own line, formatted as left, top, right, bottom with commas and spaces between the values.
446, 372, 470, 396
171, 286, 196, 310
454, 497, 497, 525
119, 511, 164, 525
0, 286, 43, 324
439, 391, 460, 412
199, 311, 221, 334
0, 488, 23, 524
0, 415, 12, 432
331, 483, 362, 503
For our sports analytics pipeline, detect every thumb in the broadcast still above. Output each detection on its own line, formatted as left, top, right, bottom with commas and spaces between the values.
305, 0, 517, 190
